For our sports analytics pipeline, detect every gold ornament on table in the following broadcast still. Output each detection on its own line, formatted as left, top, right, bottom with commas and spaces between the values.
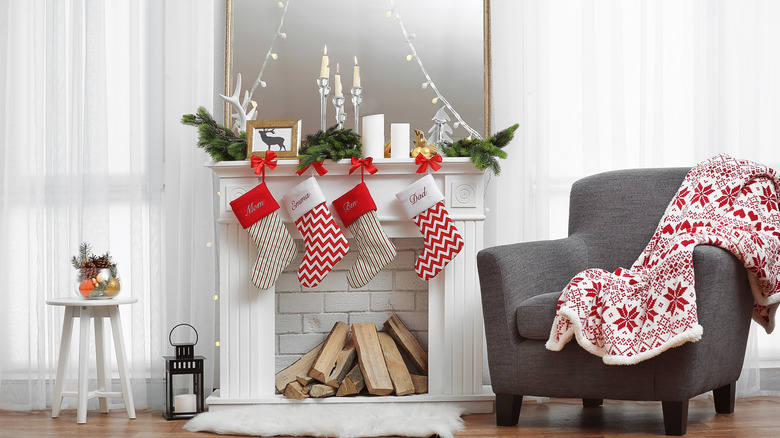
411, 129, 437, 158
71, 242, 121, 299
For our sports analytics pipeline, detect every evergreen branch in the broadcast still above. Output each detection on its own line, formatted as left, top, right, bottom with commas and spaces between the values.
297, 125, 362, 171
181, 106, 247, 161
440, 123, 518, 175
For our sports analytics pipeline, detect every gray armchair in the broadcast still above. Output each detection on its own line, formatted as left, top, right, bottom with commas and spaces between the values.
477, 168, 755, 435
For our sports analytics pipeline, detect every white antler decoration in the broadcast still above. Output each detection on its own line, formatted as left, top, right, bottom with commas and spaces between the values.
220, 73, 257, 133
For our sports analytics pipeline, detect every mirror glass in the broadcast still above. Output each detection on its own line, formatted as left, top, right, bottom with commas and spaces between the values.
226, 0, 488, 144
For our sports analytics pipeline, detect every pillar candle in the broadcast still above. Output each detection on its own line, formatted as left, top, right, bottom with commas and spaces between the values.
174, 393, 197, 413
390, 123, 411, 159
362, 114, 385, 160
353, 56, 361, 88
320, 46, 329, 78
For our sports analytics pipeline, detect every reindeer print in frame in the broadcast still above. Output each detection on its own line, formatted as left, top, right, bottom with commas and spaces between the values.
246, 120, 301, 159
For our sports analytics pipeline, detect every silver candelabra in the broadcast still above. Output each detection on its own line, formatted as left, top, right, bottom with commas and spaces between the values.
350, 86, 362, 134
332, 96, 346, 130
317, 77, 331, 131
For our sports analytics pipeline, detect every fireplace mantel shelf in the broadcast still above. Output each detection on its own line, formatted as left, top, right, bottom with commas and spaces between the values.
206, 157, 494, 413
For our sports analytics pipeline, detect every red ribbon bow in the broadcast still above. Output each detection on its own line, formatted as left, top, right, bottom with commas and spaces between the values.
415, 153, 443, 173
349, 157, 379, 182
251, 151, 278, 182
296, 160, 328, 176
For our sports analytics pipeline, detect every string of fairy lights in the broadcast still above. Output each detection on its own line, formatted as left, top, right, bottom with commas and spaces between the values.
234, 0, 481, 141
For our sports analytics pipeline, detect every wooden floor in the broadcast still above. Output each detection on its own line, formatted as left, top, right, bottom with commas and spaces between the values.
2, 397, 779, 437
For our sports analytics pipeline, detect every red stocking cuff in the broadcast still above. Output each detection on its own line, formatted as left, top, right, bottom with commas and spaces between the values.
332, 182, 377, 227
230, 183, 280, 229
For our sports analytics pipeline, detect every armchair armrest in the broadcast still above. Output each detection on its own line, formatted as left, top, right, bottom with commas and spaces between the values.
477, 236, 589, 348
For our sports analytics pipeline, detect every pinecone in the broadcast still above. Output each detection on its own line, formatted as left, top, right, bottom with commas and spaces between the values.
92, 254, 112, 269
81, 261, 99, 281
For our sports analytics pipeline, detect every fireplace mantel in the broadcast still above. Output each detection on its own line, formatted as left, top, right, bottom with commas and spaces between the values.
206, 158, 494, 413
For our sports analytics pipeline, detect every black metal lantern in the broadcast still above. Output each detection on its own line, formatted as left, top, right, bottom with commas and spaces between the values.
163, 323, 205, 420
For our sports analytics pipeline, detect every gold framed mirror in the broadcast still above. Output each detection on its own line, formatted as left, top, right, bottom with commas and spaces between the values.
225, 0, 490, 143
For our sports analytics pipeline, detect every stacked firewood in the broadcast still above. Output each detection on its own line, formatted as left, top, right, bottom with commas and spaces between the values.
275, 314, 428, 399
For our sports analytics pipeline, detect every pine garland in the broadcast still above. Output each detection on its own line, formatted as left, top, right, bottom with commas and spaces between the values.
181, 106, 247, 161
297, 125, 362, 171
440, 123, 518, 175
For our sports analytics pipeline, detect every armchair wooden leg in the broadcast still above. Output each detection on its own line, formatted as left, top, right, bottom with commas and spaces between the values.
495, 393, 523, 426
582, 398, 603, 408
662, 400, 689, 436
713, 381, 736, 414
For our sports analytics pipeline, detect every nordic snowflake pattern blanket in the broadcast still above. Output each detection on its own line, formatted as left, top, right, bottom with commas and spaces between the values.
546, 154, 780, 365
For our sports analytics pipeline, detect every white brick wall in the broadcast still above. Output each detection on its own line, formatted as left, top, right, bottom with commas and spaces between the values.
275, 238, 428, 372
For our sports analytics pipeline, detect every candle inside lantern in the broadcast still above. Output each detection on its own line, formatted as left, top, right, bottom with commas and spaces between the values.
353, 56, 361, 88
174, 393, 197, 413
320, 45, 329, 78
334, 63, 343, 97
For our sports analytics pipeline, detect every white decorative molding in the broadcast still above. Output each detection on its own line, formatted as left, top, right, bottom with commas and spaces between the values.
206, 158, 493, 413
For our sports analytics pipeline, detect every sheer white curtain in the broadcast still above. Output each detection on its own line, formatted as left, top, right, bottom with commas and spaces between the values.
0, 0, 217, 410
489, 0, 780, 396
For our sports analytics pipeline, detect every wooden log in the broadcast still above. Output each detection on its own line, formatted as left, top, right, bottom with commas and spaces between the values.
324, 337, 357, 388
336, 364, 365, 396
377, 332, 415, 396
309, 383, 337, 398
283, 381, 309, 400
308, 321, 350, 383
352, 323, 394, 396
275, 342, 323, 393
410, 374, 428, 394
296, 373, 314, 387
384, 314, 428, 375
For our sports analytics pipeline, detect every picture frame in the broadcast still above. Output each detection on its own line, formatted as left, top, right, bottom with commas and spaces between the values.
246, 120, 301, 159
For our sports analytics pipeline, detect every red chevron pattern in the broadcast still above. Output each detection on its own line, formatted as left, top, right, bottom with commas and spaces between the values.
413, 201, 464, 280
295, 202, 349, 287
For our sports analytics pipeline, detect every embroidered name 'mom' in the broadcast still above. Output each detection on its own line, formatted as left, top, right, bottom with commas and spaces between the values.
246, 200, 264, 216
410, 187, 427, 205
291, 193, 310, 210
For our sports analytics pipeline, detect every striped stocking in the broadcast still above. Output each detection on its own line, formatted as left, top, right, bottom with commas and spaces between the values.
229, 183, 296, 290
333, 183, 396, 288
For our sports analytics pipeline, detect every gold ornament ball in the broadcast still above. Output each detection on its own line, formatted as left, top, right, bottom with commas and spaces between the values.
104, 277, 121, 296
421, 146, 433, 158
411, 146, 423, 158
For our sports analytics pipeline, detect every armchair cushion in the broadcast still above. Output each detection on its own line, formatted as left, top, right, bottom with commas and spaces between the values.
516, 292, 560, 340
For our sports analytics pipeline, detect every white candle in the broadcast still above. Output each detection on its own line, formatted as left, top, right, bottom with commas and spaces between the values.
353, 56, 361, 88
174, 393, 197, 413
362, 114, 385, 160
320, 45, 329, 78
334, 63, 343, 97
390, 123, 411, 158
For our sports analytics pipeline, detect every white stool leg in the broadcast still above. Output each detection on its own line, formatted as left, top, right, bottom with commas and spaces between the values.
94, 314, 109, 413
52, 306, 74, 418
77, 307, 91, 424
109, 306, 135, 419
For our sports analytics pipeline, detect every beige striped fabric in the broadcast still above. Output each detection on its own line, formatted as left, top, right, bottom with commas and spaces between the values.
346, 210, 396, 289
248, 210, 296, 290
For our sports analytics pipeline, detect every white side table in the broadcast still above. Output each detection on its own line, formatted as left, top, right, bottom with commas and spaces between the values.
46, 297, 137, 424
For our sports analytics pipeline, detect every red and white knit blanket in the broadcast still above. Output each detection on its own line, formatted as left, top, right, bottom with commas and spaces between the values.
546, 155, 780, 365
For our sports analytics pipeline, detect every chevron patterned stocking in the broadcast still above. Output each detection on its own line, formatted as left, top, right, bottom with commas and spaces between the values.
284, 177, 349, 288
396, 175, 464, 280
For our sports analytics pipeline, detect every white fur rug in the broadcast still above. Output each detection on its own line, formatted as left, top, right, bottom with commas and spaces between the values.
183, 402, 465, 438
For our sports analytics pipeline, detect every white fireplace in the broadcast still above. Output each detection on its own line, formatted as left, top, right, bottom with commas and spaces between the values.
206, 157, 494, 413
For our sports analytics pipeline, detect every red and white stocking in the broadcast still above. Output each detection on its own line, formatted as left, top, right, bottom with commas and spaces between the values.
396, 175, 464, 280
283, 177, 349, 288
229, 183, 296, 290
332, 182, 397, 288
